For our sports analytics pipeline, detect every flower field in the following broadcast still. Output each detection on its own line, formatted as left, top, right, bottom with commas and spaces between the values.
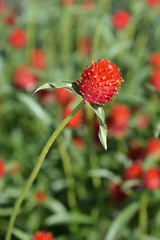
0, 0, 160, 239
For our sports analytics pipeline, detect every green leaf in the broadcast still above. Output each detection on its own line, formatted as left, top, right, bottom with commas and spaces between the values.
34, 80, 80, 95
17, 93, 52, 126
90, 104, 107, 150
88, 169, 121, 183
0, 208, 13, 216
45, 211, 93, 226
12, 228, 30, 240
104, 202, 139, 240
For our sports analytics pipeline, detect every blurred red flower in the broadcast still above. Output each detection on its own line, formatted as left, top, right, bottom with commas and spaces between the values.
4, 9, 17, 25
149, 53, 160, 68
38, 90, 56, 105
0, 159, 5, 178
35, 191, 47, 203
77, 59, 123, 105
145, 138, 160, 156
146, 0, 160, 7
150, 69, 160, 92
62, 108, 82, 128
32, 231, 54, 240
112, 10, 130, 29
14, 65, 36, 91
30, 49, 46, 71
55, 88, 75, 107
73, 136, 85, 149
143, 167, 160, 190
109, 183, 127, 204
109, 104, 131, 138
136, 114, 149, 129
78, 37, 91, 57
0, 0, 6, 13
124, 164, 143, 180
128, 140, 145, 162
82, 0, 95, 11
9, 28, 26, 48
60, 0, 75, 6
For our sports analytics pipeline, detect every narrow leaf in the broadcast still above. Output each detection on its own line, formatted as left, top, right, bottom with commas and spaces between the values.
34, 80, 80, 95
12, 228, 30, 240
105, 202, 139, 240
91, 104, 107, 150
45, 212, 93, 226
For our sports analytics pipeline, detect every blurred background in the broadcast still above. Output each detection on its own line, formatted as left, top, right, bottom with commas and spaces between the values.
0, 0, 160, 239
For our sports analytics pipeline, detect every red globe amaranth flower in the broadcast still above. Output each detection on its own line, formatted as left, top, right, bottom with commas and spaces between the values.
112, 10, 130, 30
109, 183, 127, 204
146, 0, 160, 7
14, 65, 36, 91
0, 159, 5, 178
150, 69, 160, 92
0, 0, 6, 13
32, 231, 54, 240
9, 28, 26, 48
149, 53, 160, 68
38, 90, 56, 105
136, 114, 149, 129
124, 164, 143, 180
77, 59, 123, 105
30, 49, 46, 71
60, 0, 75, 6
35, 191, 47, 203
4, 9, 17, 25
128, 140, 145, 162
145, 138, 160, 156
82, 0, 95, 11
108, 104, 131, 138
62, 108, 82, 128
143, 167, 160, 190
55, 88, 75, 107
73, 136, 85, 149
78, 37, 92, 57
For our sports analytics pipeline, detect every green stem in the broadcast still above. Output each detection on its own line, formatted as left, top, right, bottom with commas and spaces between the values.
5, 99, 85, 240
139, 190, 148, 234
59, 140, 77, 209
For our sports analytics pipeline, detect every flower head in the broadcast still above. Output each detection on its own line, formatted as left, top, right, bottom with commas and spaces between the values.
35, 191, 47, 203
112, 10, 130, 30
108, 103, 130, 138
109, 183, 127, 204
136, 114, 149, 129
55, 88, 75, 107
149, 52, 160, 68
73, 136, 85, 149
124, 164, 143, 180
4, 9, 17, 25
32, 231, 54, 240
14, 65, 36, 91
30, 49, 46, 71
82, 0, 95, 11
78, 37, 92, 57
62, 108, 82, 128
145, 138, 160, 156
146, 0, 160, 7
0, 159, 5, 178
77, 59, 123, 105
150, 69, 160, 92
143, 167, 160, 190
60, 0, 75, 6
9, 28, 26, 48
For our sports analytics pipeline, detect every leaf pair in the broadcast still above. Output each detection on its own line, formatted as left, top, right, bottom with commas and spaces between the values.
34, 80, 107, 150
